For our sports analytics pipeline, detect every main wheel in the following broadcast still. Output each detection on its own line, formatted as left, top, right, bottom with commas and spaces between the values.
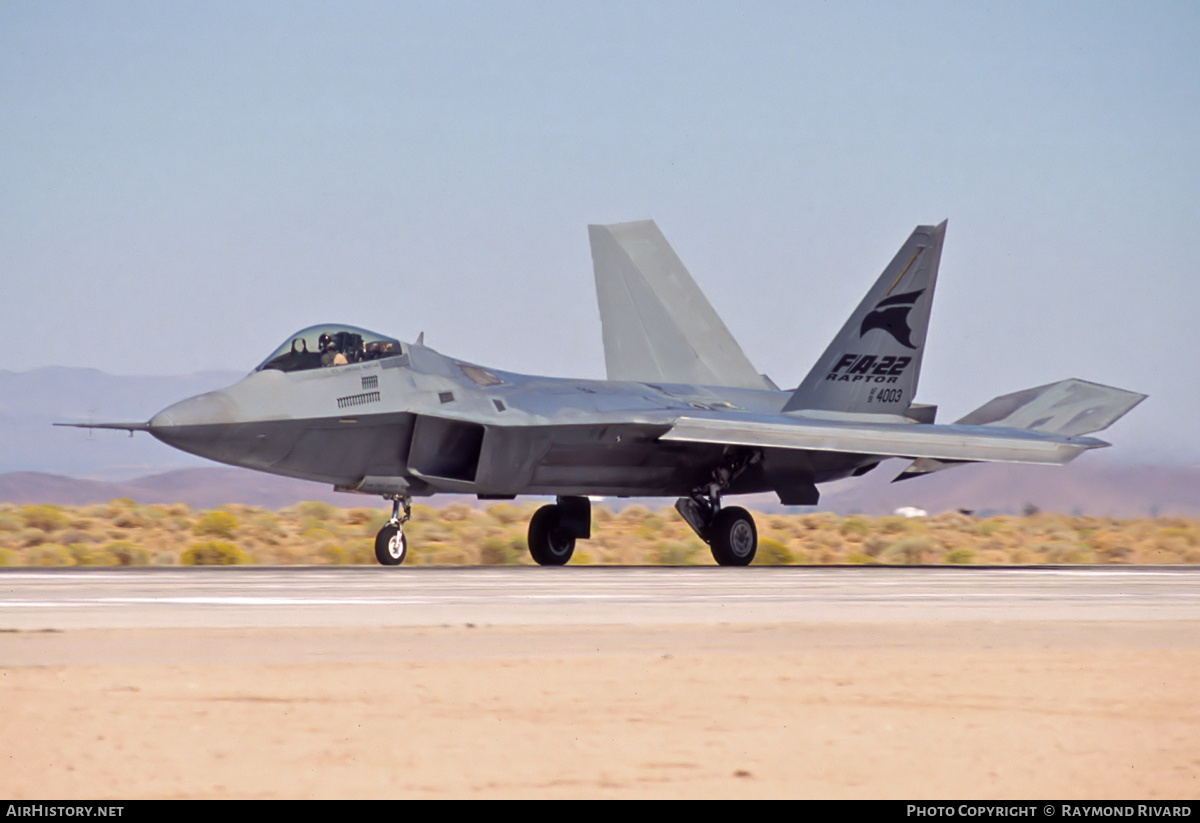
374, 523, 407, 566
527, 504, 575, 566
709, 506, 756, 566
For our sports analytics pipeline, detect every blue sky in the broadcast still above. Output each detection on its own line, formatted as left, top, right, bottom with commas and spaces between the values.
3, 1, 1197, 460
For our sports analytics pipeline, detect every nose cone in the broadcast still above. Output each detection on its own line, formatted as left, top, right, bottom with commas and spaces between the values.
148, 389, 242, 459
150, 390, 240, 429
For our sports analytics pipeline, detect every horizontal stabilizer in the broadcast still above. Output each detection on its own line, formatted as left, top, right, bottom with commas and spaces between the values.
893, 379, 1146, 481
589, 220, 770, 390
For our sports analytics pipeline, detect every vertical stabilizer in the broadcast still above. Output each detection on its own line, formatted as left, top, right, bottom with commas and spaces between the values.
784, 221, 946, 414
589, 221, 771, 390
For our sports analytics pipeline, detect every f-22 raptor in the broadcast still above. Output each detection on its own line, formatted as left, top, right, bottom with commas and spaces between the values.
66, 220, 1145, 566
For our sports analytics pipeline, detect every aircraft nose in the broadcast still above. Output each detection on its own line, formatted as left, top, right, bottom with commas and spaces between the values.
149, 389, 240, 429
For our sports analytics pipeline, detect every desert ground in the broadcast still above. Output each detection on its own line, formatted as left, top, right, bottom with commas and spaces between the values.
3, 619, 1198, 799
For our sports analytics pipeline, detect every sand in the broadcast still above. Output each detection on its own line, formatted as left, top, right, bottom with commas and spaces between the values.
2, 621, 1198, 799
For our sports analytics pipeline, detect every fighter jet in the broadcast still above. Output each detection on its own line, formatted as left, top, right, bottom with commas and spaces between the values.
62, 220, 1145, 566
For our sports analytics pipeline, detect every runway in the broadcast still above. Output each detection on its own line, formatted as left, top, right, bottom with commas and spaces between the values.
1, 565, 1198, 632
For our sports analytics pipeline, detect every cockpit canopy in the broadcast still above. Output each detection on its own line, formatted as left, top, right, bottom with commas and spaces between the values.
255, 324, 403, 373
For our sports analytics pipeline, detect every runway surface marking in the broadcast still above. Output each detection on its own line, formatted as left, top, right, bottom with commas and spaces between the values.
1, 566, 1197, 629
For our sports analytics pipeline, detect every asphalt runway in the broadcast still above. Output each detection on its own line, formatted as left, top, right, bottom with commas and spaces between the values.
2, 565, 1198, 632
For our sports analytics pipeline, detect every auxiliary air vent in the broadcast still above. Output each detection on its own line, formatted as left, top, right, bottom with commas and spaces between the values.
361, 375, 378, 390
438, 391, 455, 404
337, 391, 380, 409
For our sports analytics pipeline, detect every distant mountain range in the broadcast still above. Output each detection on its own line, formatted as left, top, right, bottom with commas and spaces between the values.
3, 367, 1196, 516
1, 366, 243, 480
0, 468, 362, 510
1, 459, 1196, 517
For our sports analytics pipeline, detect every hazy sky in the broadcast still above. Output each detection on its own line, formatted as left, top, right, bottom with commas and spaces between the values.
3, 1, 1197, 460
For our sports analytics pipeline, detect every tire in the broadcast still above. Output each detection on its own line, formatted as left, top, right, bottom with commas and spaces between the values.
527, 504, 575, 566
375, 523, 407, 566
709, 506, 756, 566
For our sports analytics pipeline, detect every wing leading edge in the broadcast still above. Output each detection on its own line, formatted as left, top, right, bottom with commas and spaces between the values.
659, 413, 1108, 466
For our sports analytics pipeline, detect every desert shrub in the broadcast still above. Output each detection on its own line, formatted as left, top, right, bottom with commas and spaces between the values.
944, 547, 976, 565
193, 511, 238, 539
862, 534, 889, 558
19, 528, 47, 547
618, 505, 651, 523
1087, 530, 1132, 561
344, 540, 374, 564
344, 508, 376, 526
66, 543, 100, 565
248, 513, 285, 543
297, 501, 336, 521
409, 520, 454, 544
486, 503, 526, 525
441, 503, 475, 522
839, 517, 870, 538
57, 529, 101, 545
975, 519, 1009, 536
1038, 542, 1091, 564
301, 527, 336, 543
878, 516, 912, 535
181, 540, 250, 565
319, 544, 349, 564
636, 517, 668, 540
655, 541, 700, 565
480, 537, 523, 565
111, 508, 149, 529
800, 514, 832, 530
21, 505, 67, 532
882, 536, 934, 564
105, 540, 150, 566
755, 538, 793, 565
25, 543, 74, 566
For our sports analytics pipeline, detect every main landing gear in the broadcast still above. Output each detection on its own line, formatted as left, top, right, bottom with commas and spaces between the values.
674, 450, 761, 566
371, 454, 760, 566
374, 495, 411, 566
527, 496, 592, 566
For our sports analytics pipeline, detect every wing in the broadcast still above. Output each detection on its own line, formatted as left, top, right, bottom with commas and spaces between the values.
589, 220, 772, 390
658, 412, 1109, 466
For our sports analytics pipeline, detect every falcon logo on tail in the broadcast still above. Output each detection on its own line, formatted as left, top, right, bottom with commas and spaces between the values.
859, 289, 925, 349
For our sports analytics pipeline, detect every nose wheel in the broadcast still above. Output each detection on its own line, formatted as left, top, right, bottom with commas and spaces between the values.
375, 496, 411, 566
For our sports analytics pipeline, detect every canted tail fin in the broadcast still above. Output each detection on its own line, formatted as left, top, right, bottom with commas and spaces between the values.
783, 221, 947, 415
589, 220, 772, 390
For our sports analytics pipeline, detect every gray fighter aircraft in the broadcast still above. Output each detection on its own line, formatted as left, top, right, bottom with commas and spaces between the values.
63, 220, 1145, 566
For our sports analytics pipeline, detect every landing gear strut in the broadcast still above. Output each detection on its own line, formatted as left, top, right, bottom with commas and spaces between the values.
675, 450, 761, 566
375, 495, 411, 566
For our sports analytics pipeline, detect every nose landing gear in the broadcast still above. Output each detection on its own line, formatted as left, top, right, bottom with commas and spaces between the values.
375, 495, 411, 566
